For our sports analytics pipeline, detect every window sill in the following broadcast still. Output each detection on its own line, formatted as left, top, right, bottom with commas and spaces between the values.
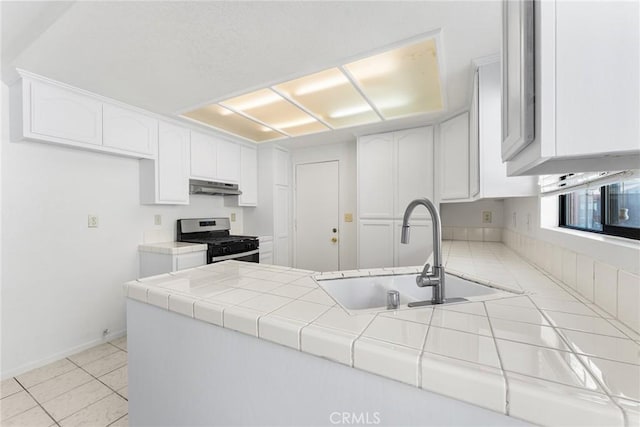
540, 225, 640, 250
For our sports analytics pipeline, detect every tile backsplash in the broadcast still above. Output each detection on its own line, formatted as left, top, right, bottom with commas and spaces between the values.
502, 229, 639, 334
442, 227, 502, 243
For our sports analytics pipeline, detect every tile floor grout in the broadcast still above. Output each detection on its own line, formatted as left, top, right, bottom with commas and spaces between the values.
2, 338, 129, 427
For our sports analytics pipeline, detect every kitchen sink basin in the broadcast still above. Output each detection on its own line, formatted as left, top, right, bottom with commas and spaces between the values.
317, 273, 516, 314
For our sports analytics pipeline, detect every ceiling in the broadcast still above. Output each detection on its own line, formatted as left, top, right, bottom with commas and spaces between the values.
1, 1, 501, 147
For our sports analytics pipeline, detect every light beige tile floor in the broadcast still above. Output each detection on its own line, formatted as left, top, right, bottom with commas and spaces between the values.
1, 336, 128, 427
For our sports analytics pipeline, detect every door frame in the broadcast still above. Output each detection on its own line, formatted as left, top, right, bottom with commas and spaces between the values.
292, 160, 341, 271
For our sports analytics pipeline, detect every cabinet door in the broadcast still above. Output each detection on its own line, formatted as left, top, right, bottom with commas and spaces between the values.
216, 140, 241, 183
555, 1, 639, 156
190, 131, 218, 180
30, 80, 102, 146
103, 103, 157, 156
358, 220, 394, 269
469, 71, 480, 198
157, 122, 189, 204
274, 148, 290, 186
439, 112, 470, 201
394, 220, 433, 268
358, 133, 394, 219
239, 146, 258, 206
395, 127, 434, 219
273, 185, 290, 266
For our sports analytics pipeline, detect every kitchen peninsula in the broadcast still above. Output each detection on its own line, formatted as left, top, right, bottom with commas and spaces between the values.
124, 241, 638, 426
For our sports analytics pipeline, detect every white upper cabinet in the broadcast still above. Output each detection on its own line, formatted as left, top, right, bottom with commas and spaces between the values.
190, 131, 218, 181
216, 139, 241, 183
157, 122, 190, 204
358, 133, 395, 219
506, 0, 640, 175
103, 103, 157, 156
239, 145, 258, 207
140, 121, 189, 205
439, 112, 470, 201
11, 73, 155, 159
439, 59, 536, 203
29, 80, 102, 146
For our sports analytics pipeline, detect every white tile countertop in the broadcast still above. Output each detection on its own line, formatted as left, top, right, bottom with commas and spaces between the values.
124, 241, 640, 426
137, 241, 207, 255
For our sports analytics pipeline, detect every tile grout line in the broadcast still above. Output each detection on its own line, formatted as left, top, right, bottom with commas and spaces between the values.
349, 313, 380, 368
416, 308, 436, 389
106, 413, 127, 427
482, 301, 510, 416
66, 348, 128, 399
296, 304, 335, 351
12, 377, 61, 427
529, 298, 630, 427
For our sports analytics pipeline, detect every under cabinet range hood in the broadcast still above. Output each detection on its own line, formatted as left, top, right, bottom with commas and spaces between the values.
189, 180, 242, 196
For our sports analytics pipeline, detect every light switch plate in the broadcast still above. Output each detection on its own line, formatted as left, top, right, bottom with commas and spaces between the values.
88, 215, 99, 228
154, 214, 162, 226
344, 213, 353, 223
482, 211, 492, 224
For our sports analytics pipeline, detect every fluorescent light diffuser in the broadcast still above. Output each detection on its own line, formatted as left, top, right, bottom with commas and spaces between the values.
344, 38, 443, 119
182, 104, 285, 142
221, 88, 328, 137
274, 68, 380, 129
181, 36, 443, 142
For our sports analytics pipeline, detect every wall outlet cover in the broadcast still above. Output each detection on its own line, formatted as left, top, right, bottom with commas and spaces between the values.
154, 214, 162, 226
88, 215, 99, 228
482, 211, 492, 224
230, 213, 237, 222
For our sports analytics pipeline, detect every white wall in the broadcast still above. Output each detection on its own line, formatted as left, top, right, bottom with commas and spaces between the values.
290, 141, 357, 271
503, 196, 639, 275
440, 200, 505, 228
0, 83, 244, 378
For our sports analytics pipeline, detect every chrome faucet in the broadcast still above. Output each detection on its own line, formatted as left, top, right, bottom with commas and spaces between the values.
401, 198, 445, 306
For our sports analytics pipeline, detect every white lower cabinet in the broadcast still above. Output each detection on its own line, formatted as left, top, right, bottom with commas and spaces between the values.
140, 121, 190, 205
358, 220, 395, 269
394, 220, 433, 267
258, 237, 274, 265
139, 250, 207, 278
358, 220, 432, 269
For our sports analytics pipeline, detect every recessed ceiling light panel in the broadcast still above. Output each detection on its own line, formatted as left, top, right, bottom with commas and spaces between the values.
221, 88, 328, 137
344, 38, 443, 119
274, 68, 380, 129
182, 104, 285, 142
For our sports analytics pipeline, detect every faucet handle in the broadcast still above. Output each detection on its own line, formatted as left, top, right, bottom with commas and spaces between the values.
421, 263, 431, 275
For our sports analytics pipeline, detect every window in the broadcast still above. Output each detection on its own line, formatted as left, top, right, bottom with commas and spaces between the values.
559, 177, 640, 240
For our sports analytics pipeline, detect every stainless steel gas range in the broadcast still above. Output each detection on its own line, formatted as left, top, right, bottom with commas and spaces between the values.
176, 218, 259, 264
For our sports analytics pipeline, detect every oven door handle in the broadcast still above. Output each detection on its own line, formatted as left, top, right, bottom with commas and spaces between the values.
210, 249, 259, 262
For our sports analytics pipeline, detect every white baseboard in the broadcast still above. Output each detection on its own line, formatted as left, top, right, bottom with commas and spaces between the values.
1, 329, 127, 381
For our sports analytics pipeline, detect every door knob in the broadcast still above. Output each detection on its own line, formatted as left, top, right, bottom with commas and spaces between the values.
331, 237, 338, 243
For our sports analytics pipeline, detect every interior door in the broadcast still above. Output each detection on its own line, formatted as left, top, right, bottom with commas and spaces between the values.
295, 161, 340, 272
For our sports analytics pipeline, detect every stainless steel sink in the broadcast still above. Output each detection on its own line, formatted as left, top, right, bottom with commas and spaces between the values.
317, 273, 515, 314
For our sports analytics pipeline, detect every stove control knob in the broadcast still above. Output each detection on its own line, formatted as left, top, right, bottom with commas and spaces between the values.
222, 247, 231, 255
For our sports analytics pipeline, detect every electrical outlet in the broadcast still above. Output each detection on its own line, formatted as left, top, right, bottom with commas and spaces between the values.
482, 211, 492, 224
344, 213, 353, 223
154, 214, 162, 226
88, 215, 99, 228
230, 213, 236, 222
